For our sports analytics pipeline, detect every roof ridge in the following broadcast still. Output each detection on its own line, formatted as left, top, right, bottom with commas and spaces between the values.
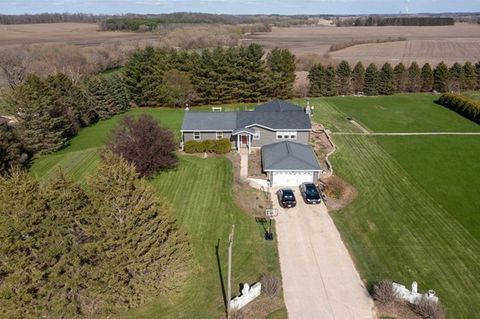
286, 141, 319, 169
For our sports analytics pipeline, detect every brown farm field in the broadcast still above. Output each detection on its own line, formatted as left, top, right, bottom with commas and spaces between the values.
246, 23, 480, 66
0, 23, 160, 48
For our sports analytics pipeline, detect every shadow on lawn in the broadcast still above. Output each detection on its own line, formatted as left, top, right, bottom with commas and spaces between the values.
215, 239, 227, 315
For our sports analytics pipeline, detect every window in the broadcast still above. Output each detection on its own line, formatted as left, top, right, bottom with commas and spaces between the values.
216, 132, 223, 140
253, 129, 260, 140
276, 131, 297, 140
193, 132, 201, 140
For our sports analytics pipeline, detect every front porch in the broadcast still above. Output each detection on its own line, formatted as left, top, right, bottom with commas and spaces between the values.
232, 128, 255, 154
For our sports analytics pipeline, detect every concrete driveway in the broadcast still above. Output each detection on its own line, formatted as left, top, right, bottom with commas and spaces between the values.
271, 188, 375, 319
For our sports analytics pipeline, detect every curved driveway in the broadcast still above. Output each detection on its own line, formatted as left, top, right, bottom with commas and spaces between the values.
271, 188, 375, 319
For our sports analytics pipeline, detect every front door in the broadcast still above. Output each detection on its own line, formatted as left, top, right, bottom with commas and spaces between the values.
241, 135, 248, 146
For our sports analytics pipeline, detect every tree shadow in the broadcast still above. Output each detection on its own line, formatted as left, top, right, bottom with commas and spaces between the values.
215, 239, 227, 314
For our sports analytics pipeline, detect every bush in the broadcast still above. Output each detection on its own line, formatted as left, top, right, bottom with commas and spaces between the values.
260, 274, 281, 297
184, 139, 231, 154
411, 296, 447, 319
437, 93, 480, 123
373, 280, 396, 304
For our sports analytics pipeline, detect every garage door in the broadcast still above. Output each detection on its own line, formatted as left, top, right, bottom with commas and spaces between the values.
272, 171, 314, 187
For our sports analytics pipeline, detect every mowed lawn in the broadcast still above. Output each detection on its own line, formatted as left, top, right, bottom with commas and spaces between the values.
30, 107, 283, 318
308, 95, 480, 318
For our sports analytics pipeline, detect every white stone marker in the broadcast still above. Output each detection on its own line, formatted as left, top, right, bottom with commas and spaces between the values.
230, 282, 262, 310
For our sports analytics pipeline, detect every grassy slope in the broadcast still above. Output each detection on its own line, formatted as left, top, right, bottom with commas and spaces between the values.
310, 95, 480, 318
306, 94, 480, 133
31, 107, 282, 318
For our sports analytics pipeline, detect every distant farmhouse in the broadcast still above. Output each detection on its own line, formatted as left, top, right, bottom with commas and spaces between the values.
181, 100, 321, 186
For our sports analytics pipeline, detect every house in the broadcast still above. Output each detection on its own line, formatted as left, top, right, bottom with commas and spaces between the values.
181, 99, 321, 186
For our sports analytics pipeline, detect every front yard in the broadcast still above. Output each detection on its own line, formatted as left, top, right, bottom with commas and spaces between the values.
31, 108, 285, 318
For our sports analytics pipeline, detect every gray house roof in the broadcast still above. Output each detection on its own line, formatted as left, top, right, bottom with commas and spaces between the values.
254, 99, 304, 112
262, 141, 321, 171
181, 100, 311, 132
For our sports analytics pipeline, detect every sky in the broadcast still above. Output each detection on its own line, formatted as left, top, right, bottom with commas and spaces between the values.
1, 0, 479, 15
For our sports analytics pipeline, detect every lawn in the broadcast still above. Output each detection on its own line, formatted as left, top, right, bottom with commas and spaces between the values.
308, 94, 480, 318
304, 94, 480, 133
30, 107, 284, 318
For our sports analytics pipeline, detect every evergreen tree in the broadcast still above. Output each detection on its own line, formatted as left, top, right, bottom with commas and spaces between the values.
86, 75, 129, 120
241, 44, 267, 102
352, 62, 365, 94
4, 74, 70, 154
448, 62, 464, 92
266, 48, 296, 99
0, 125, 27, 174
462, 62, 477, 91
420, 63, 434, 92
433, 61, 449, 92
393, 63, 407, 92
308, 64, 328, 96
87, 152, 191, 307
324, 64, 338, 96
378, 62, 396, 95
336, 60, 352, 95
476, 61, 480, 90
407, 62, 422, 92
364, 63, 379, 96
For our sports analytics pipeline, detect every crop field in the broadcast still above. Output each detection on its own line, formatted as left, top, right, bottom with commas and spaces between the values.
0, 23, 159, 48
307, 95, 480, 318
30, 106, 283, 318
247, 23, 480, 65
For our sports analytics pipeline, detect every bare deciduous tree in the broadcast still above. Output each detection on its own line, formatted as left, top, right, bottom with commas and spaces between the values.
0, 47, 32, 88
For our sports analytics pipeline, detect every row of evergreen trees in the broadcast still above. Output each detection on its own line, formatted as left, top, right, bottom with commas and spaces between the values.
308, 60, 480, 97
0, 153, 191, 318
2, 73, 129, 160
123, 44, 296, 107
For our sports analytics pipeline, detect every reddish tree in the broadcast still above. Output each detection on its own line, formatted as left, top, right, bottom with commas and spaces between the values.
107, 114, 177, 176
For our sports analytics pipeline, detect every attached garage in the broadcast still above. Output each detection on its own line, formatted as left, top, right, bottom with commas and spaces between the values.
262, 141, 321, 187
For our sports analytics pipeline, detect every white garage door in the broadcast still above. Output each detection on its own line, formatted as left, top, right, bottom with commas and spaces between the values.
272, 171, 314, 187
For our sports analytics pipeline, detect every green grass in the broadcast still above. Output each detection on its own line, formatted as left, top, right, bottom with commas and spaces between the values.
310, 94, 480, 318
306, 94, 480, 133
30, 107, 282, 318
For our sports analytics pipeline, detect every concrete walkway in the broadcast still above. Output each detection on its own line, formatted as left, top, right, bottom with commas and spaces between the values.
271, 189, 375, 319
239, 148, 249, 179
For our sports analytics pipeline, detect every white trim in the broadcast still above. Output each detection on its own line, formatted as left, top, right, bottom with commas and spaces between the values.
216, 132, 223, 140
276, 131, 297, 140
245, 123, 311, 131
232, 130, 255, 136
253, 128, 260, 140
264, 169, 321, 172
193, 132, 201, 140
182, 129, 233, 132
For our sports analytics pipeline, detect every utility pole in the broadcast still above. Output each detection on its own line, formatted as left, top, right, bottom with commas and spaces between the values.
227, 224, 235, 319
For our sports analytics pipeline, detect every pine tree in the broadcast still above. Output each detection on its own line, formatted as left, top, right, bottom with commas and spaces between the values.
336, 60, 352, 95
0, 125, 27, 174
325, 64, 338, 96
266, 48, 296, 99
462, 62, 477, 91
4, 74, 70, 154
364, 63, 379, 96
433, 61, 449, 92
447, 62, 464, 92
476, 61, 480, 90
393, 63, 407, 92
308, 64, 328, 96
87, 152, 191, 306
352, 62, 365, 94
407, 62, 422, 92
378, 62, 396, 95
420, 63, 434, 92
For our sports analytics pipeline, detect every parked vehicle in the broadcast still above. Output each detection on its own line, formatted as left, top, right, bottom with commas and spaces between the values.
277, 188, 297, 208
300, 183, 321, 204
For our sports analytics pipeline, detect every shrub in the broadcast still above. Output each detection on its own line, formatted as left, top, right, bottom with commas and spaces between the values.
437, 93, 480, 123
260, 274, 281, 297
373, 280, 396, 304
183, 139, 231, 154
411, 296, 447, 319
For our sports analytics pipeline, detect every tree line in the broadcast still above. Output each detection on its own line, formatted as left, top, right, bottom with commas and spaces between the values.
0, 13, 105, 24
308, 60, 480, 97
437, 93, 480, 123
123, 44, 296, 106
0, 73, 129, 173
336, 15, 455, 27
0, 153, 190, 318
